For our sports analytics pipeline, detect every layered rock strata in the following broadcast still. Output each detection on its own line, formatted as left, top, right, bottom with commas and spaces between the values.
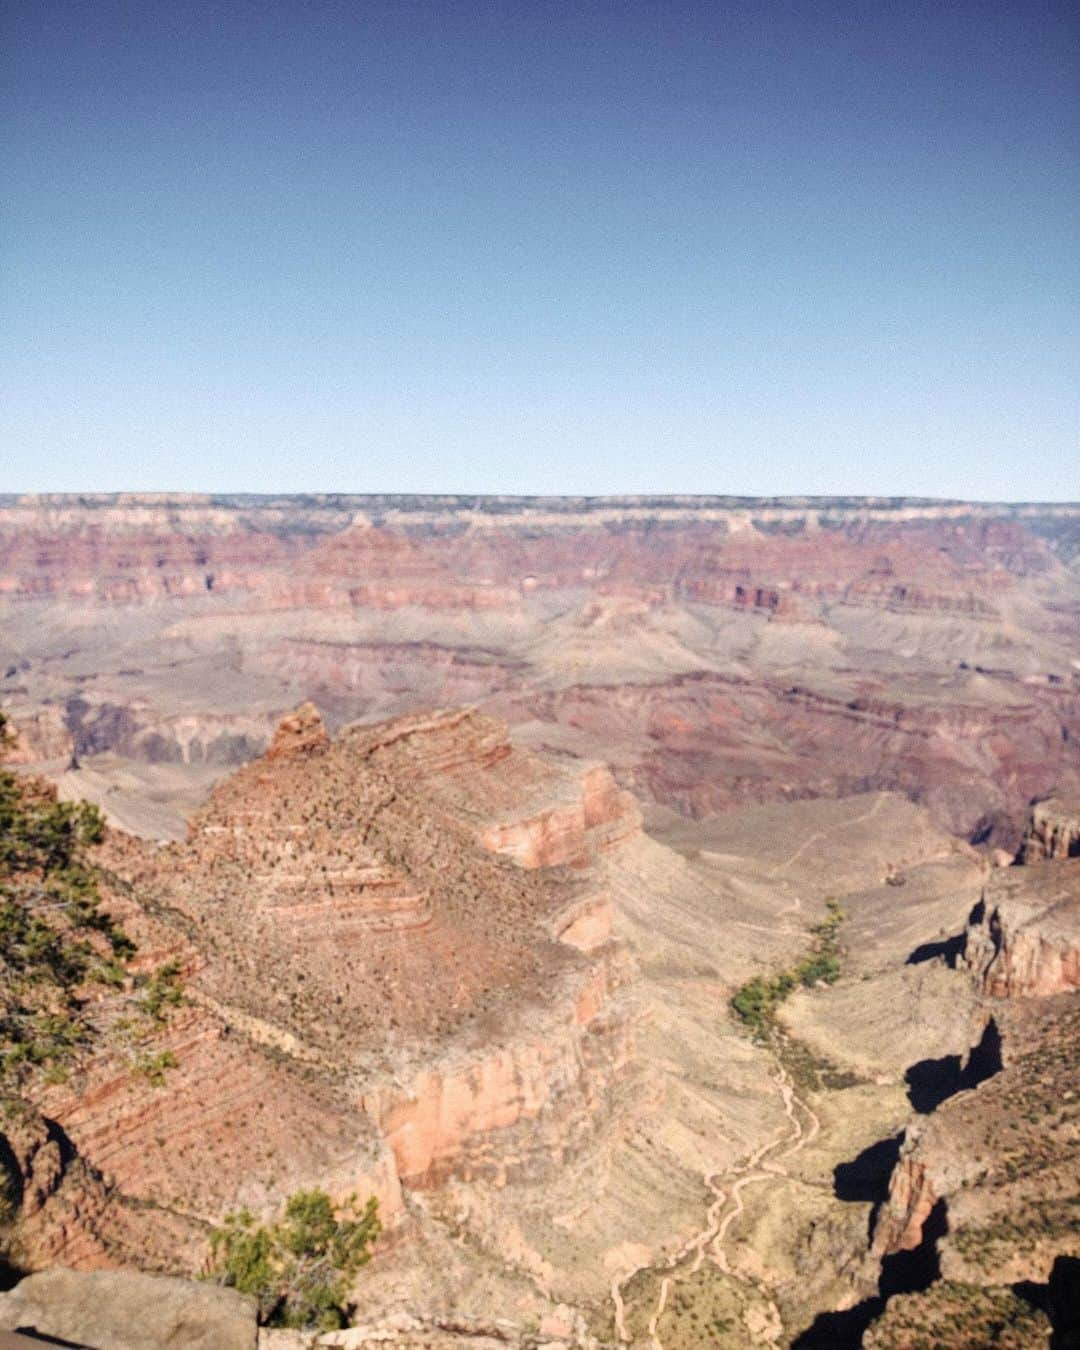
11, 704, 635, 1290
1018, 797, 1080, 862
3, 494, 1078, 850
962, 860, 1080, 997
863, 836, 1080, 1346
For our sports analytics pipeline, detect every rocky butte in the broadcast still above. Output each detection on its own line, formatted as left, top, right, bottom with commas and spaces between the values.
0, 494, 1077, 1348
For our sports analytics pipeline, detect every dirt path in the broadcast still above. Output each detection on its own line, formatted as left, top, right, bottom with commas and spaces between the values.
767, 792, 887, 879
614, 1050, 822, 1348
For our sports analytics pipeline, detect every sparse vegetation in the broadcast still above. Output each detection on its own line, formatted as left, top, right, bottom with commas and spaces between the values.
207, 1188, 380, 1329
731, 898, 845, 1038
133, 1049, 178, 1086
137, 959, 184, 1023
864, 1280, 1051, 1349
0, 712, 137, 1085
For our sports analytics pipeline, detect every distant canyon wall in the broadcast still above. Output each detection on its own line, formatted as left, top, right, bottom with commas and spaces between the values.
2, 495, 1078, 849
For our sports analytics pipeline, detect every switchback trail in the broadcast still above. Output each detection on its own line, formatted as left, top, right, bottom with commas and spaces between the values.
612, 1046, 822, 1348
767, 792, 887, 879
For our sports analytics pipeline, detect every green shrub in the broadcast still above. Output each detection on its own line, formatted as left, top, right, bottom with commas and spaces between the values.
0, 715, 142, 1086
207, 1189, 380, 1329
795, 952, 841, 987
139, 960, 185, 1022
133, 1050, 178, 1086
730, 899, 845, 1036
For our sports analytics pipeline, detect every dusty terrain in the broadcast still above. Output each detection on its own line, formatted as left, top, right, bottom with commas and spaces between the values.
1, 495, 1078, 1348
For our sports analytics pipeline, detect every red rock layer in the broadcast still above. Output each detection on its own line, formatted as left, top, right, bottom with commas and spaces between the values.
55, 705, 635, 1244
360, 962, 629, 1189
3, 496, 1077, 849
494, 670, 1080, 847
344, 707, 642, 870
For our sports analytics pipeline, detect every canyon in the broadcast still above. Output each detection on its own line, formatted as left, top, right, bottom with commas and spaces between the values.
1, 494, 1078, 1348
2, 495, 1078, 850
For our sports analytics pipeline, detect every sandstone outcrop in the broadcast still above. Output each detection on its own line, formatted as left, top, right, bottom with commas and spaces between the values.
0, 706, 72, 764
360, 963, 627, 1189
787, 797, 1080, 1346
263, 700, 329, 759
2, 704, 640, 1287
963, 860, 1080, 997
0, 1100, 115, 1273
871, 1148, 942, 1258
343, 707, 642, 870
1018, 796, 1080, 862
865, 995, 1079, 1341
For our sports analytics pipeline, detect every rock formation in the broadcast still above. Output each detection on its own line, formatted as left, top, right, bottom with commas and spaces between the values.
0, 1100, 114, 1273
4, 704, 642, 1313
869, 996, 1079, 1300
0, 1267, 258, 1349
857, 817, 1080, 1347
1, 492, 1078, 1345
963, 860, 1080, 997
1018, 796, 1080, 862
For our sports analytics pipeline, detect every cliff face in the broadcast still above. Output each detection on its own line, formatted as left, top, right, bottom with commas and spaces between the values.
1018, 797, 1080, 862
871, 998, 1080, 1288
361, 963, 629, 1189
497, 668, 1079, 847
963, 861, 1080, 998
3, 495, 1078, 850
859, 834, 1080, 1347
0, 1100, 114, 1272
8, 704, 639, 1288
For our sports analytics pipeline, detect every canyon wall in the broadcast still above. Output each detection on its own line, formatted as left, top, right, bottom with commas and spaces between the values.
962, 861, 1080, 998
3, 494, 1077, 849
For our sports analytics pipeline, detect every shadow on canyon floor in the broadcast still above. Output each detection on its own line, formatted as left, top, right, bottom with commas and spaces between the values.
833, 1132, 905, 1245
905, 932, 966, 968
905, 897, 987, 971
904, 1016, 1003, 1115
1015, 1255, 1080, 1350
792, 1198, 949, 1350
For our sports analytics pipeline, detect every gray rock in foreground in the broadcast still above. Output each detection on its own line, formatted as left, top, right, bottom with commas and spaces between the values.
0, 1268, 258, 1350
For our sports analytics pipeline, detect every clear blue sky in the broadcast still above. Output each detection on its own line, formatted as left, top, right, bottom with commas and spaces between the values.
2, 0, 1077, 498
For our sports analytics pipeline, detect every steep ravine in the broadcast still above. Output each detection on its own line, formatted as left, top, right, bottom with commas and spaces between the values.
599, 877, 1021, 1347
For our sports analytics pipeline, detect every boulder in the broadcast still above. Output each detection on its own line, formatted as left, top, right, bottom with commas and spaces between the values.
0, 1268, 258, 1350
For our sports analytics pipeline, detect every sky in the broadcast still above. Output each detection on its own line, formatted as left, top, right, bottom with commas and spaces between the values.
2, 0, 1077, 499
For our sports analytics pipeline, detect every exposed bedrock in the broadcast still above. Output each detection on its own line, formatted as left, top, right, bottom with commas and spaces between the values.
9, 699, 279, 768
4, 495, 1079, 858
480, 765, 641, 869
0, 1099, 115, 1274
361, 966, 630, 1189
963, 860, 1080, 997
0, 1267, 259, 1350
547, 887, 614, 952
7, 703, 640, 1282
37, 1001, 405, 1233
865, 992, 1079, 1343
875, 1023, 1005, 1259
1018, 796, 1080, 862
1, 494, 1074, 603
499, 668, 1080, 849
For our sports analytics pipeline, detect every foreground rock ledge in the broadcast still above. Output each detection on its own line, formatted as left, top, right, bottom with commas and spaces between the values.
0, 1268, 257, 1350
